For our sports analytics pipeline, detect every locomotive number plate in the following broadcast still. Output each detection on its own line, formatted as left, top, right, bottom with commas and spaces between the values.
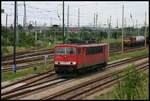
60, 62, 70, 64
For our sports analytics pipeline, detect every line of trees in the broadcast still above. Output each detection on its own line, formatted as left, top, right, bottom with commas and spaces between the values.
1, 24, 149, 48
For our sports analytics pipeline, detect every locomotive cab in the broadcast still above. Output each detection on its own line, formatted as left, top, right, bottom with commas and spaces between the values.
54, 45, 78, 73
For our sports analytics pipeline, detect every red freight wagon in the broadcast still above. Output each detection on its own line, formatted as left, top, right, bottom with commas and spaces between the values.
54, 43, 108, 74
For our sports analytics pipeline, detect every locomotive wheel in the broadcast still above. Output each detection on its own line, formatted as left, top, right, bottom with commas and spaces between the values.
103, 61, 107, 67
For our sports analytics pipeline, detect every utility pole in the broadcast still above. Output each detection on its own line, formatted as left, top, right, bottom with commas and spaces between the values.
136, 19, 137, 35
124, 17, 126, 34
108, 16, 111, 57
122, 5, 124, 54
107, 18, 109, 57
99, 13, 101, 42
117, 18, 118, 28
67, 5, 69, 37
16, 3, 19, 43
99, 13, 101, 29
138, 24, 140, 36
78, 8, 81, 39
35, 20, 37, 40
14, 1, 17, 73
94, 12, 95, 27
96, 13, 98, 42
23, 1, 26, 32
78, 8, 80, 29
62, 1, 65, 44
50, 17, 52, 26
6, 14, 8, 29
144, 12, 147, 48
116, 18, 118, 39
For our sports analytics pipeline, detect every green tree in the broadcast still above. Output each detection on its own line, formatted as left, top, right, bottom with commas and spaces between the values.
28, 24, 33, 34
18, 24, 23, 31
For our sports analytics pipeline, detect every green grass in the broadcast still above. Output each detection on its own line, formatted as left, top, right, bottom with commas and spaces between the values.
2, 46, 34, 55
108, 48, 149, 62
102, 38, 122, 43
1, 64, 53, 82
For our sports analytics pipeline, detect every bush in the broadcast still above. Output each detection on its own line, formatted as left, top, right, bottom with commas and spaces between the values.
114, 64, 149, 100
1, 47, 9, 54
34, 40, 44, 47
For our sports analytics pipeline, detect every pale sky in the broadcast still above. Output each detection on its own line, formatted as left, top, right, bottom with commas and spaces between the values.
1, 1, 149, 28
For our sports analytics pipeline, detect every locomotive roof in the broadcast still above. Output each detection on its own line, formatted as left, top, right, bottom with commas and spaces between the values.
55, 43, 107, 48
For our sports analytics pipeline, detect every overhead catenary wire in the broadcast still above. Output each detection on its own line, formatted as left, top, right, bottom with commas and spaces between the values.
2, 2, 148, 28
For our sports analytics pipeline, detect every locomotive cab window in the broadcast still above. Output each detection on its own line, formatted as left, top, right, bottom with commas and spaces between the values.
56, 47, 76, 55
66, 48, 76, 54
56, 48, 65, 54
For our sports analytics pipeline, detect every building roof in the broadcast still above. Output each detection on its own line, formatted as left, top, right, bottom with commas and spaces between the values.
69, 27, 78, 32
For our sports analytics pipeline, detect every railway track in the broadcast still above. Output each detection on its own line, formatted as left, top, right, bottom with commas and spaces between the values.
43, 62, 148, 100
2, 49, 53, 62
2, 54, 53, 66
78, 66, 149, 100
2, 46, 45, 59
1, 54, 148, 100
1, 71, 69, 99
2, 60, 53, 72
2, 42, 120, 62
1, 46, 147, 73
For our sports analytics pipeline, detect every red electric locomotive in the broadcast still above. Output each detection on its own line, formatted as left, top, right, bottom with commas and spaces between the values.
54, 43, 108, 74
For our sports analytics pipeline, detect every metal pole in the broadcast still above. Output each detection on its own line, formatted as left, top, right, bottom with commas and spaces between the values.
62, 1, 65, 44
124, 17, 126, 35
94, 13, 95, 27
107, 19, 109, 57
35, 20, 37, 40
109, 16, 111, 39
122, 5, 124, 54
108, 16, 111, 57
136, 19, 137, 35
6, 14, 8, 29
116, 17, 118, 26
16, 3, 19, 43
78, 8, 80, 29
116, 18, 118, 39
67, 4, 69, 39
14, 1, 17, 73
23, 1, 26, 32
138, 24, 140, 36
144, 12, 147, 48
50, 17, 52, 26
78, 8, 81, 39
67, 5, 69, 30
96, 13, 98, 43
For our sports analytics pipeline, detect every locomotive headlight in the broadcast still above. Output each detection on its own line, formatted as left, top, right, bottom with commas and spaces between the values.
72, 62, 76, 65
55, 61, 58, 64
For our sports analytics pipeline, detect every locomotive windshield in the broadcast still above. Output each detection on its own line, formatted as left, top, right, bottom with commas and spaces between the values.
56, 48, 76, 55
